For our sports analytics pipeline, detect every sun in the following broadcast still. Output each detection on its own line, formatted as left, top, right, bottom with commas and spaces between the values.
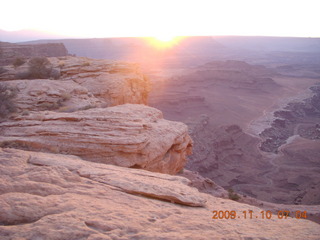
147, 35, 182, 49
154, 35, 176, 42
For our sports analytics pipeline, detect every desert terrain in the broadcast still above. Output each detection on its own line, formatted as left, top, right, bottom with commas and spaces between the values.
1, 37, 320, 238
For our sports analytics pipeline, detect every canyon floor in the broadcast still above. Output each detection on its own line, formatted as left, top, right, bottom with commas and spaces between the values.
148, 60, 320, 206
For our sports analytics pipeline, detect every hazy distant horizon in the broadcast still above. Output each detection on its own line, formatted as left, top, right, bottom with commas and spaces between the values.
1, 28, 320, 44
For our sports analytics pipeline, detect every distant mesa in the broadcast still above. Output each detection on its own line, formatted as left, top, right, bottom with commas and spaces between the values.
0, 29, 70, 43
0, 41, 69, 66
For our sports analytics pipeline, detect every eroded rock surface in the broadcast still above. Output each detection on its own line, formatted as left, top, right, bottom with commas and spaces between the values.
0, 104, 192, 174
54, 56, 150, 106
1, 56, 150, 112
1, 148, 319, 240
28, 151, 205, 207
3, 79, 102, 112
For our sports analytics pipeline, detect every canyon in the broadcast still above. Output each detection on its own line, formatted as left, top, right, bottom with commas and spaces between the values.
1, 38, 320, 238
149, 60, 320, 206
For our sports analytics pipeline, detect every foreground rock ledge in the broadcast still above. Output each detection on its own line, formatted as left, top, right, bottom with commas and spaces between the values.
1, 148, 319, 240
0, 104, 192, 174
28, 150, 206, 207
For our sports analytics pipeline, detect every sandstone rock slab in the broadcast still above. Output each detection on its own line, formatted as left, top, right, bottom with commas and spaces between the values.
5, 79, 102, 112
55, 56, 150, 106
0, 56, 150, 111
1, 148, 319, 240
28, 151, 206, 207
0, 104, 193, 174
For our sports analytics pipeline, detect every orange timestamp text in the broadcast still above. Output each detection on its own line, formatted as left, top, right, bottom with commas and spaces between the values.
212, 210, 307, 220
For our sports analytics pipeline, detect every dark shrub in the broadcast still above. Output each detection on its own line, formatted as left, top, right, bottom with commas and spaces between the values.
15, 71, 31, 79
228, 188, 241, 201
0, 83, 17, 118
0, 67, 7, 74
14, 57, 61, 80
50, 68, 61, 79
27, 57, 52, 79
12, 57, 26, 67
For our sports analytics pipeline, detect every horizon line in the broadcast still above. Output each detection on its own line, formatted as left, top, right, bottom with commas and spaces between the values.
1, 29, 320, 41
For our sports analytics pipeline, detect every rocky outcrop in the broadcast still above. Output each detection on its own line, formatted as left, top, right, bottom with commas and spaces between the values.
0, 56, 184, 174
0, 104, 192, 174
1, 147, 319, 240
0, 41, 68, 66
0, 56, 150, 112
55, 56, 150, 106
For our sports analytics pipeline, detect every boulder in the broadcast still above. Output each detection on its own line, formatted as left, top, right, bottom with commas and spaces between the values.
0, 104, 192, 174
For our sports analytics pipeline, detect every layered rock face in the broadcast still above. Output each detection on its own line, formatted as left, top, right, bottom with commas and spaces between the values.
0, 41, 68, 66
0, 56, 186, 174
1, 147, 319, 240
56, 57, 150, 106
1, 56, 150, 111
0, 104, 192, 174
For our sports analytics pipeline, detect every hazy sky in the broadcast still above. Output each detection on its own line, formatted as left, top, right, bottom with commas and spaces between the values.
1, 0, 319, 38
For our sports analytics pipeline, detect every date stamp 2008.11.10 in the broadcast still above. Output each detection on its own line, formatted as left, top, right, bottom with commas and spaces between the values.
212, 210, 307, 220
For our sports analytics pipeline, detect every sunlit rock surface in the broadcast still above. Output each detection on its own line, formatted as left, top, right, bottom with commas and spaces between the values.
1, 56, 150, 112
0, 148, 319, 240
0, 104, 192, 174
